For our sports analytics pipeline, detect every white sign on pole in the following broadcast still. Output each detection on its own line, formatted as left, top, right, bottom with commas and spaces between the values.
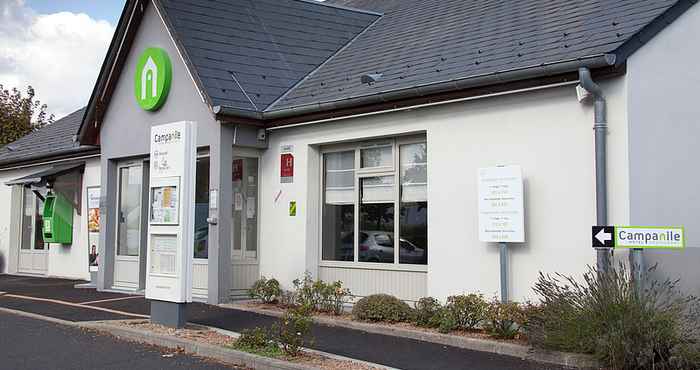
478, 165, 525, 243
146, 121, 196, 303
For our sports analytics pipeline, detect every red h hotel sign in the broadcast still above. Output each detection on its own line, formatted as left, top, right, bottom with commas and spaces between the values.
281, 153, 294, 183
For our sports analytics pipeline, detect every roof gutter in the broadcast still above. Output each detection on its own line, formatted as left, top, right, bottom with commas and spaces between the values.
0, 147, 99, 170
213, 54, 617, 123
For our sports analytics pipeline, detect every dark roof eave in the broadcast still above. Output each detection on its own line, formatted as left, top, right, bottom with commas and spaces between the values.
0, 146, 100, 169
214, 53, 616, 124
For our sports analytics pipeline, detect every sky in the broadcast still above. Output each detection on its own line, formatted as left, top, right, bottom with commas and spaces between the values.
1, 0, 127, 119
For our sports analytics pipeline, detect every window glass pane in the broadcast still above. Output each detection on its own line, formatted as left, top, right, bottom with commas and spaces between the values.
400, 143, 427, 202
245, 158, 258, 255
360, 176, 394, 263
34, 196, 45, 250
117, 166, 142, 256
21, 189, 33, 250
194, 157, 210, 259
361, 175, 394, 203
322, 204, 354, 261
232, 158, 259, 258
322, 151, 355, 261
399, 203, 427, 264
400, 143, 427, 265
324, 151, 354, 205
361, 145, 392, 168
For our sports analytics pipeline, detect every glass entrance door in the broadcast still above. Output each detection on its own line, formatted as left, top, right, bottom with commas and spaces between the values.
113, 161, 148, 290
231, 156, 260, 297
17, 187, 48, 275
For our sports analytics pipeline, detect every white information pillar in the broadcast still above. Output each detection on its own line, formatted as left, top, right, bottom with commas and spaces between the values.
146, 121, 196, 327
478, 165, 525, 302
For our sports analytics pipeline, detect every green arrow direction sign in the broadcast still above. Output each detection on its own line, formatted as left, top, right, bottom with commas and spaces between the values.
614, 226, 685, 249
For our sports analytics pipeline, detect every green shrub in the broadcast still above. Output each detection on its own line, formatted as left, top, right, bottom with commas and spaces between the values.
484, 299, 526, 339
352, 294, 413, 323
273, 307, 314, 356
236, 327, 271, 349
438, 311, 458, 333
232, 327, 283, 358
291, 272, 351, 314
525, 263, 700, 370
318, 280, 352, 315
413, 297, 443, 328
292, 272, 319, 311
443, 293, 489, 330
249, 277, 281, 304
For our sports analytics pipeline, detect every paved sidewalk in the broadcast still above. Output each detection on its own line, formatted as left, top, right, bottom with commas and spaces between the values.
0, 275, 568, 370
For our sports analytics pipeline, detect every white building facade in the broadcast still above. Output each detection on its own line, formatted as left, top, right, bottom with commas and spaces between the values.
2, 0, 699, 304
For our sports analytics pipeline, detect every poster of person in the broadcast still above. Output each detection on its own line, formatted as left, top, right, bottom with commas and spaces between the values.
86, 187, 101, 271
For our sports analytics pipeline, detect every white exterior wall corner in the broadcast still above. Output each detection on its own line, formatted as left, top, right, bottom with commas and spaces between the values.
626, 3, 700, 296
260, 78, 629, 302
0, 157, 101, 280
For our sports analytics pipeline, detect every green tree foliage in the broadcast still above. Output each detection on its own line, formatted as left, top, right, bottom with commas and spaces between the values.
0, 85, 54, 146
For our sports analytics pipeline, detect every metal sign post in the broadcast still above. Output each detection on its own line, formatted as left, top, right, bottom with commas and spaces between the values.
478, 165, 525, 303
499, 242, 508, 302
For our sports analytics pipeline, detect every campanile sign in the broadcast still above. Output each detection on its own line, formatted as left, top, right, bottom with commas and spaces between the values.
135, 47, 172, 111
146, 121, 196, 327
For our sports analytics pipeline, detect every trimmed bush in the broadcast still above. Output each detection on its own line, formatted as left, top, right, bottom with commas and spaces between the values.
249, 277, 281, 304
484, 299, 526, 339
413, 297, 443, 328
525, 263, 700, 369
443, 293, 489, 330
352, 294, 413, 323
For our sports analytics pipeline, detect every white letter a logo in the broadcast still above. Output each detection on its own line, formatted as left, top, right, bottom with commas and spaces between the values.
141, 56, 158, 100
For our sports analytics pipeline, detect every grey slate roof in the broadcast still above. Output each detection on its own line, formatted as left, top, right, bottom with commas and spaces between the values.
0, 108, 95, 166
268, 0, 681, 111
160, 0, 379, 112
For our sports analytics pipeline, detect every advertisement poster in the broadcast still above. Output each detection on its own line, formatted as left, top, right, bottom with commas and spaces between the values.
151, 185, 179, 224
86, 187, 101, 271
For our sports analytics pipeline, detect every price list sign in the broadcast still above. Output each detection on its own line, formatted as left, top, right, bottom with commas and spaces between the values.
478, 166, 525, 243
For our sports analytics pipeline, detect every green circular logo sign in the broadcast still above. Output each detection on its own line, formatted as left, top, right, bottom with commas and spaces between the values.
134, 47, 172, 111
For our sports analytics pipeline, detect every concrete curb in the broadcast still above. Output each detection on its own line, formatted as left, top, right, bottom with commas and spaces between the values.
79, 321, 323, 370
223, 303, 601, 369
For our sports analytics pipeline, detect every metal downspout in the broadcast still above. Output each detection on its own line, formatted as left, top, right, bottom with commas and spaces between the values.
578, 68, 613, 272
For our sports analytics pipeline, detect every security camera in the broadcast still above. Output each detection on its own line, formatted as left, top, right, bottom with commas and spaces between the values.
257, 129, 266, 141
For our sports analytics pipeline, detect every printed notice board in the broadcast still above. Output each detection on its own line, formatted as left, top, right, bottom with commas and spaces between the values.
478, 165, 525, 243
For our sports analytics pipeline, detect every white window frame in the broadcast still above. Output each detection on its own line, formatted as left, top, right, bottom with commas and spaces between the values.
319, 135, 427, 273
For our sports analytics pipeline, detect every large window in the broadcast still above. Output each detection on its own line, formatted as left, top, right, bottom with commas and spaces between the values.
322, 138, 427, 266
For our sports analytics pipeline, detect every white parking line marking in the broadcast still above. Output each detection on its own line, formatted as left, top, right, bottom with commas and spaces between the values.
3, 294, 148, 319
80, 295, 142, 305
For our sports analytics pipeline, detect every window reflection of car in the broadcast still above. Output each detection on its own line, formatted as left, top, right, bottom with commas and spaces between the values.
399, 238, 426, 264
359, 231, 395, 263
339, 231, 426, 263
